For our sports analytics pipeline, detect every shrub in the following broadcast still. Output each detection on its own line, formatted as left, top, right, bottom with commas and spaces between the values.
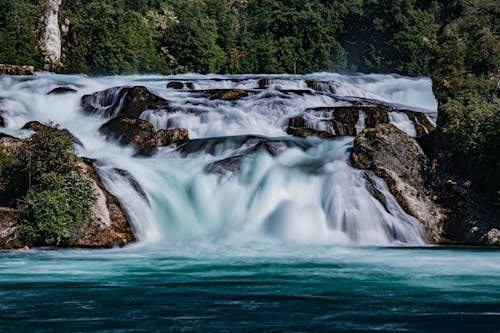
18, 171, 94, 246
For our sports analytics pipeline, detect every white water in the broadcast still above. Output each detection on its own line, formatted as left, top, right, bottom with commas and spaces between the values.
0, 73, 438, 247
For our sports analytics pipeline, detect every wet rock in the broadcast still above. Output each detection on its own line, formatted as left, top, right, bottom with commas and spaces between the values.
47, 86, 77, 95
70, 161, 136, 248
99, 117, 188, 155
112, 168, 150, 205
257, 79, 269, 89
0, 115, 4, 127
204, 155, 246, 177
306, 105, 435, 137
351, 124, 499, 245
351, 124, 445, 243
288, 116, 306, 128
82, 86, 169, 118
286, 126, 335, 139
305, 80, 338, 94
482, 229, 500, 246
209, 89, 249, 101
167, 81, 184, 89
0, 64, 35, 76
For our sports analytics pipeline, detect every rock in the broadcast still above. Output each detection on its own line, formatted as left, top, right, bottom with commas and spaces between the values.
22, 121, 83, 147
47, 86, 77, 95
18, 245, 30, 251
257, 79, 269, 89
0, 207, 22, 249
306, 106, 435, 137
209, 89, 249, 101
350, 123, 500, 246
305, 80, 338, 94
38, 0, 62, 69
99, 117, 188, 155
286, 126, 336, 138
70, 161, 136, 248
0, 115, 5, 127
0, 64, 35, 76
167, 81, 185, 89
81, 86, 169, 118
0, 134, 23, 155
482, 229, 500, 246
288, 116, 306, 128
350, 124, 446, 242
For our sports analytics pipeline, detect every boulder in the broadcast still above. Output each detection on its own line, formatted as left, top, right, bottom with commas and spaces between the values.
167, 81, 184, 89
288, 116, 306, 128
350, 124, 445, 242
0, 208, 22, 249
81, 86, 169, 118
47, 86, 77, 95
286, 126, 335, 139
257, 79, 269, 89
305, 106, 435, 137
99, 117, 188, 155
0, 115, 4, 127
0, 64, 35, 76
350, 124, 500, 245
209, 89, 249, 101
305, 80, 338, 94
70, 161, 136, 248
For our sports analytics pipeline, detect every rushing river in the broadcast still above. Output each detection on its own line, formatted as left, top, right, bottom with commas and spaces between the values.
0, 73, 498, 332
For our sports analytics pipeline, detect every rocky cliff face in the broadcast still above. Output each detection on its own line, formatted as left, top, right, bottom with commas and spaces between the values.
351, 124, 500, 245
39, 0, 62, 70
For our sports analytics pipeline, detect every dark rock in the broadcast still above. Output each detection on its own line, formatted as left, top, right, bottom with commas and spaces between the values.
306, 105, 435, 137
47, 86, 77, 95
286, 126, 336, 138
21, 121, 83, 147
0, 115, 4, 127
176, 135, 310, 157
113, 169, 150, 206
209, 89, 249, 101
257, 79, 269, 89
99, 117, 188, 155
288, 116, 306, 128
81, 86, 169, 118
350, 123, 499, 245
305, 80, 337, 94
0, 64, 35, 76
204, 155, 246, 176
167, 81, 184, 89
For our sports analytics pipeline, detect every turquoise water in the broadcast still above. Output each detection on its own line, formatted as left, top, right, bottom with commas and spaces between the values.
1, 245, 499, 332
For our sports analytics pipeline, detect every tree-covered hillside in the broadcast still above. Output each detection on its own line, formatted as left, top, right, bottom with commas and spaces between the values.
0, 0, 452, 75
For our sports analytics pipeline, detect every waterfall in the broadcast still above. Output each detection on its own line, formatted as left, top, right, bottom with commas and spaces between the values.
0, 73, 437, 247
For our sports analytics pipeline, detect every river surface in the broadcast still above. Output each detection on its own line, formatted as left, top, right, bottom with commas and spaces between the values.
0, 73, 498, 332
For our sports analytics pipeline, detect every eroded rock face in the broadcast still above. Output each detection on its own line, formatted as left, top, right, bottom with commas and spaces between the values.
300, 106, 435, 138
351, 124, 445, 242
39, 0, 62, 69
350, 124, 500, 245
81, 86, 169, 118
99, 117, 188, 155
48, 87, 77, 95
0, 64, 35, 76
71, 162, 135, 248
286, 126, 335, 138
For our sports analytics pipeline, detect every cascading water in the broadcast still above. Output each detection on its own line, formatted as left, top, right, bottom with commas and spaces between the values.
0, 73, 438, 247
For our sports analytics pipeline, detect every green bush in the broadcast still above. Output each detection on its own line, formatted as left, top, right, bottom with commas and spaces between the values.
18, 172, 94, 246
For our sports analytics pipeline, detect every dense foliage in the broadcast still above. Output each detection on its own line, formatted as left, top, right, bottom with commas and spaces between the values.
0, 125, 95, 246
428, 0, 499, 199
0, 0, 444, 75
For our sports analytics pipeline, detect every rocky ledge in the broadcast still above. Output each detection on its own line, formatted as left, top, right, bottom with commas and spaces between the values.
351, 124, 500, 245
0, 64, 36, 76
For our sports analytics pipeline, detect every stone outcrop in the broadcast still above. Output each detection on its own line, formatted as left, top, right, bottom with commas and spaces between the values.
167, 81, 194, 90
21, 121, 83, 146
208, 89, 249, 101
0, 64, 35, 76
38, 0, 62, 70
81, 86, 169, 118
350, 124, 499, 245
301, 105, 435, 137
48, 87, 77, 95
99, 116, 188, 155
286, 126, 335, 138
